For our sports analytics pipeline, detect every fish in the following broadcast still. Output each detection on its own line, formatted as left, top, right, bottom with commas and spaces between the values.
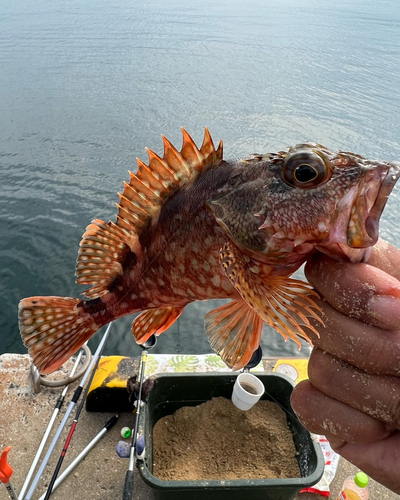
18, 128, 400, 374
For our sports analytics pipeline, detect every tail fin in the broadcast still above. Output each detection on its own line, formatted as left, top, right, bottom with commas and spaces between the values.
18, 296, 98, 375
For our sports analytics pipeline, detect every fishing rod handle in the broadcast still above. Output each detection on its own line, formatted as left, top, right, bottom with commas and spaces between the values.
122, 470, 134, 500
5, 482, 18, 500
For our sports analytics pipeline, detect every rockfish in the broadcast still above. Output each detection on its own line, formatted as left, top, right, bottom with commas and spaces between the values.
19, 129, 400, 374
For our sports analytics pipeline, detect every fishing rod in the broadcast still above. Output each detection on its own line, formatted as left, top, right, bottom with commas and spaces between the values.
0, 447, 18, 500
122, 350, 147, 500
42, 329, 113, 500
24, 322, 113, 500
18, 345, 91, 500
37, 414, 119, 500
122, 334, 156, 500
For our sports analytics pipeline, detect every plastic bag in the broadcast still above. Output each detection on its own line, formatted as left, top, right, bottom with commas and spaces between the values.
300, 435, 340, 496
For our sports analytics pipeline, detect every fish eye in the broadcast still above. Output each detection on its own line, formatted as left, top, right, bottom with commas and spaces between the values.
282, 150, 331, 188
294, 164, 318, 183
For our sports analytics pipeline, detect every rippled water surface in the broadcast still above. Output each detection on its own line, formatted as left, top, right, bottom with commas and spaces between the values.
1, 0, 400, 358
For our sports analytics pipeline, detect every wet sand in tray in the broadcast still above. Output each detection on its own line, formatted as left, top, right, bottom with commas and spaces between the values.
152, 396, 300, 481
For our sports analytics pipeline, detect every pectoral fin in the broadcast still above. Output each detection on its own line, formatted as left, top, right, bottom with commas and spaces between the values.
219, 241, 323, 347
132, 306, 184, 344
205, 299, 263, 370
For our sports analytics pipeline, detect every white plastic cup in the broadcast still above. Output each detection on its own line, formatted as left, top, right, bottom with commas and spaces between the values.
231, 373, 265, 411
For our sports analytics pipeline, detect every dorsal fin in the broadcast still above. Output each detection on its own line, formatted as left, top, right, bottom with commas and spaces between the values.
76, 128, 223, 298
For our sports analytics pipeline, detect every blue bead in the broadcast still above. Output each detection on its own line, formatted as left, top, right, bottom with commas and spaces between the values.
136, 435, 145, 457
116, 440, 131, 458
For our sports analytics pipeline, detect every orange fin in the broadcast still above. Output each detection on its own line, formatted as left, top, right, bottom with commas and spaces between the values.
132, 306, 184, 344
219, 242, 323, 347
76, 128, 223, 299
18, 296, 97, 374
120, 127, 223, 231
76, 219, 138, 298
205, 300, 263, 370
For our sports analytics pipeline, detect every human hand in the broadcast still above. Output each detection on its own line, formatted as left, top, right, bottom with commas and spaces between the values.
291, 239, 400, 494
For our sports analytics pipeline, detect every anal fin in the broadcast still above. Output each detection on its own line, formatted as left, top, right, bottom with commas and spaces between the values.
205, 300, 263, 370
132, 306, 184, 345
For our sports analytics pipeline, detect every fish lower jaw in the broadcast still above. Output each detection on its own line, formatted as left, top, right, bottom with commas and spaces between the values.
316, 242, 372, 263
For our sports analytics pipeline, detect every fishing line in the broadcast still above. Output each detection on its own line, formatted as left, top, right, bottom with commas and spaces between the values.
174, 317, 181, 353
262, 386, 298, 421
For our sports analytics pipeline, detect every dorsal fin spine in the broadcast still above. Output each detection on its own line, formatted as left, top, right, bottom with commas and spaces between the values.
146, 148, 180, 183
180, 127, 204, 166
118, 192, 147, 216
122, 184, 149, 214
135, 174, 161, 198
136, 161, 164, 193
161, 135, 191, 176
76, 129, 223, 299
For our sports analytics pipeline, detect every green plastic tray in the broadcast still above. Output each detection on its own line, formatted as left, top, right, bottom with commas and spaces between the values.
138, 372, 324, 500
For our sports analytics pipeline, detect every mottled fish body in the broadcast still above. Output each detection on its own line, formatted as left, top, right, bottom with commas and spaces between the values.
19, 129, 400, 374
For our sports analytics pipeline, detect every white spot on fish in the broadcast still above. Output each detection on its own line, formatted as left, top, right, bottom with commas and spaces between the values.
165, 252, 174, 262
158, 278, 165, 286
178, 263, 185, 274
205, 236, 212, 246
211, 275, 221, 288
208, 255, 217, 266
203, 261, 210, 272
317, 221, 327, 232
198, 274, 206, 284
192, 259, 199, 270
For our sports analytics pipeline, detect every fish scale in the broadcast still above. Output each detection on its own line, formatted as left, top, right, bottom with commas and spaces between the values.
18, 129, 400, 374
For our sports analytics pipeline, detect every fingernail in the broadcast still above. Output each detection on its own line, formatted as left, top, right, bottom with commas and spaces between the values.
368, 295, 400, 330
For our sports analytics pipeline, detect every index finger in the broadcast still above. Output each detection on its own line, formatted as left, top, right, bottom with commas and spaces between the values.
367, 238, 400, 281
305, 245, 400, 331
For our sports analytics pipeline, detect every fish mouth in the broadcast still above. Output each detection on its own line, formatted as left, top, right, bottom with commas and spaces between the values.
347, 162, 400, 248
